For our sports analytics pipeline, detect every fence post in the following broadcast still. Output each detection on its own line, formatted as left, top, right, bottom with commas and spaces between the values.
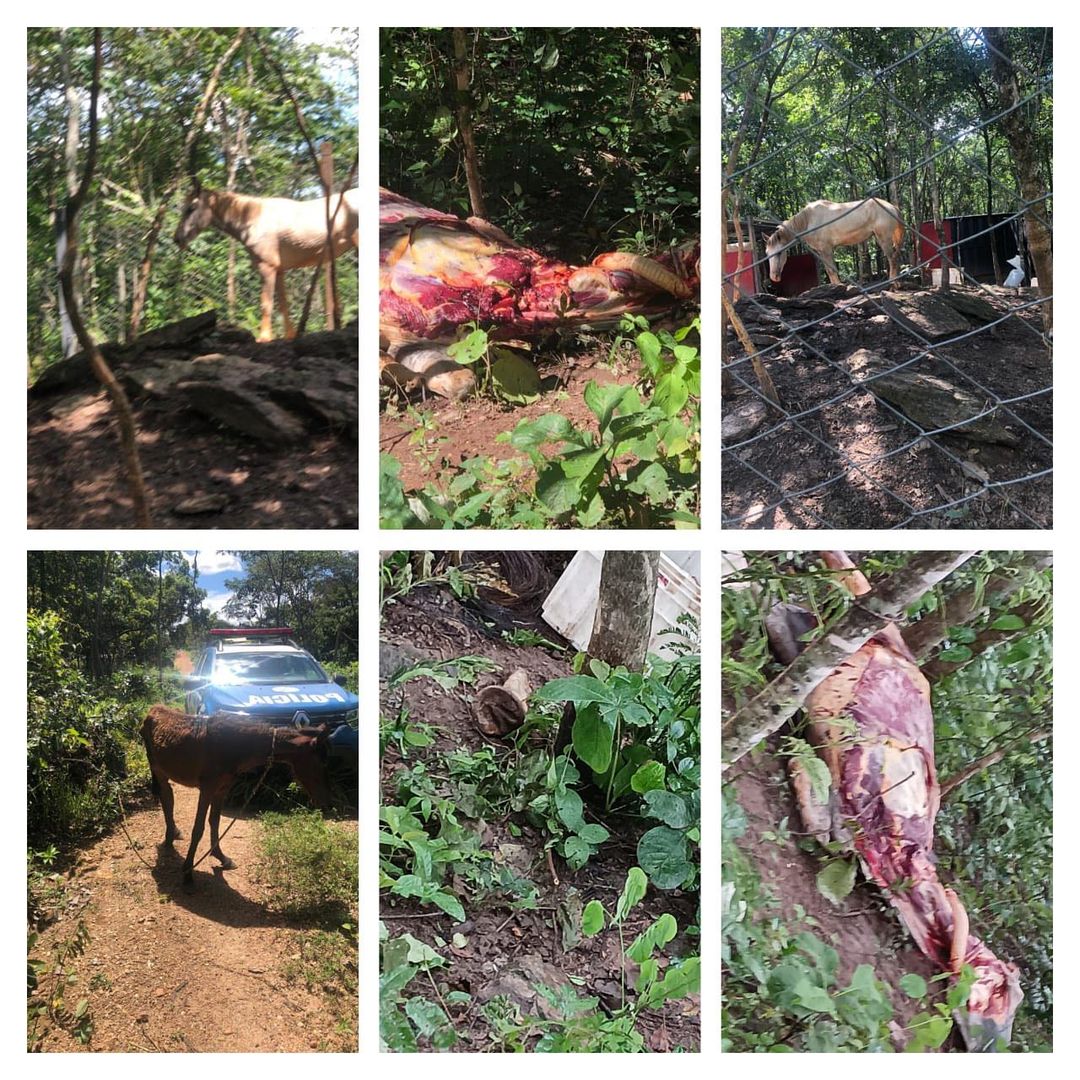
320, 140, 335, 331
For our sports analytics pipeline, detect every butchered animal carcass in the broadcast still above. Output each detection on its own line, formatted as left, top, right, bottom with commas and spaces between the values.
379, 187, 698, 399
767, 552, 1023, 1052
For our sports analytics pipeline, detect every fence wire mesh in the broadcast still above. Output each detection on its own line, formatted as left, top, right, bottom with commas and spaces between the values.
28, 189, 358, 373
721, 27, 1052, 530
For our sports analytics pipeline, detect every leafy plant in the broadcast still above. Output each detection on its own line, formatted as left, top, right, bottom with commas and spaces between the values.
27, 921, 94, 1050
381, 927, 467, 1051
256, 809, 358, 918
484, 868, 700, 1052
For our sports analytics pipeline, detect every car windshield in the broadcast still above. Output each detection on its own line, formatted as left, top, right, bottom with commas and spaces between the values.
212, 652, 327, 685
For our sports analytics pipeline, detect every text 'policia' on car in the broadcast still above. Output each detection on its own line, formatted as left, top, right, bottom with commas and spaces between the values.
183, 627, 357, 758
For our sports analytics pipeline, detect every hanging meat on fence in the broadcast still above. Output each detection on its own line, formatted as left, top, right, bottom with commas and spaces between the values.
766, 551, 1023, 1052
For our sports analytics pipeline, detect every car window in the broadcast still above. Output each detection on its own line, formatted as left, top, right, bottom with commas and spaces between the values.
211, 652, 327, 685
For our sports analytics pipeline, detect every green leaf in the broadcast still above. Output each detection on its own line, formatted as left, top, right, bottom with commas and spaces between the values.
990, 614, 1026, 630
938, 645, 973, 663
635, 331, 663, 374
491, 351, 541, 404
431, 889, 466, 923
555, 786, 586, 831
571, 708, 615, 773
816, 858, 856, 905
636, 826, 692, 889
504, 413, 580, 452
582, 899, 605, 936
793, 978, 836, 1015
562, 834, 592, 870
643, 789, 691, 828
577, 823, 610, 845
630, 760, 666, 794
626, 911, 677, 962
615, 866, 648, 922
900, 973, 928, 999
446, 327, 489, 365
534, 676, 617, 706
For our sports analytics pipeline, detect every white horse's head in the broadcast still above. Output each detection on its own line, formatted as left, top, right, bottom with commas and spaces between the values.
173, 184, 214, 249
765, 225, 794, 284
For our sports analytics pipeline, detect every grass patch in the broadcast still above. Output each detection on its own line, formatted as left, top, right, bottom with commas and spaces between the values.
256, 809, 358, 919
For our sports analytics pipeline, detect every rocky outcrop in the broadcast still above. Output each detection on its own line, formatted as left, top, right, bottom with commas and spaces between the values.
29, 312, 357, 445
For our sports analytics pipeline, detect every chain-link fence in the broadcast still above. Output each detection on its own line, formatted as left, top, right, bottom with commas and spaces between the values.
722, 27, 1052, 530
28, 188, 359, 374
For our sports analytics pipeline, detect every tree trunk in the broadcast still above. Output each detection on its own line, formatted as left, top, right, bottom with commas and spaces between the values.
983, 26, 1053, 331
56, 28, 81, 357
588, 551, 661, 672
452, 28, 486, 219
723, 551, 977, 767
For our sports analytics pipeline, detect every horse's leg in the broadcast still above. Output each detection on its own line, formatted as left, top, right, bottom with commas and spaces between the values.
157, 776, 182, 844
276, 270, 296, 340
208, 786, 236, 870
182, 787, 213, 885
885, 239, 899, 282
821, 247, 842, 285
257, 261, 276, 342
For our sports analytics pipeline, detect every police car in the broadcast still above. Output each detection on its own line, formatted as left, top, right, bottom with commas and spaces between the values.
183, 628, 358, 758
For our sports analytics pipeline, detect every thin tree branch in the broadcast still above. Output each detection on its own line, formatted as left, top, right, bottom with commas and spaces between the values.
939, 728, 1050, 802
59, 29, 151, 528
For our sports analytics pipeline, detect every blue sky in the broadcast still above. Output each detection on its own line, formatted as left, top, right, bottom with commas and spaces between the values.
182, 551, 245, 621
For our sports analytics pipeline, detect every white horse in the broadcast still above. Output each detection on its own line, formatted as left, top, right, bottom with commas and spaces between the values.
765, 198, 904, 286
174, 183, 359, 341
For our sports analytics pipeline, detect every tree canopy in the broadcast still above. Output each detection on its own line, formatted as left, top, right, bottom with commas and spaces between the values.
381, 27, 699, 260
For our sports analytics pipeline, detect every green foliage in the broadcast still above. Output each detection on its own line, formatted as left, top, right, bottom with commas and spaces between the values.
482, 869, 699, 1052
28, 551, 206, 678
27, 921, 94, 1050
723, 28, 1051, 282
381, 320, 700, 529
381, 928, 463, 1051
27, 610, 137, 845
533, 646, 700, 891
381, 28, 698, 256
256, 809, 358, 918
380, 625, 700, 1050
222, 551, 358, 665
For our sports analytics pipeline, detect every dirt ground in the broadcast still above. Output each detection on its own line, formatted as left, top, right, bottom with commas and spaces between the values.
722, 284, 1051, 529
28, 391, 356, 530
380, 344, 640, 493
380, 575, 701, 1052
32, 783, 357, 1053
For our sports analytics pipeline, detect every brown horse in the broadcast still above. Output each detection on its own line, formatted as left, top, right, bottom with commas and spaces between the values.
141, 705, 331, 886
173, 183, 359, 342
765, 198, 905, 286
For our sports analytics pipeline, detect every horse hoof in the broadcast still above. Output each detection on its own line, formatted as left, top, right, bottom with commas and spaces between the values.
217, 856, 236, 870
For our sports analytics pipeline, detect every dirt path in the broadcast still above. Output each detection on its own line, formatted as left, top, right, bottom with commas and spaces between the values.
36, 785, 355, 1053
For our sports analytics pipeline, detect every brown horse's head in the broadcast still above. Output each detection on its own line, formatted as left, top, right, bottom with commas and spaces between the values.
173, 182, 214, 249
280, 724, 333, 810
764, 225, 794, 284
